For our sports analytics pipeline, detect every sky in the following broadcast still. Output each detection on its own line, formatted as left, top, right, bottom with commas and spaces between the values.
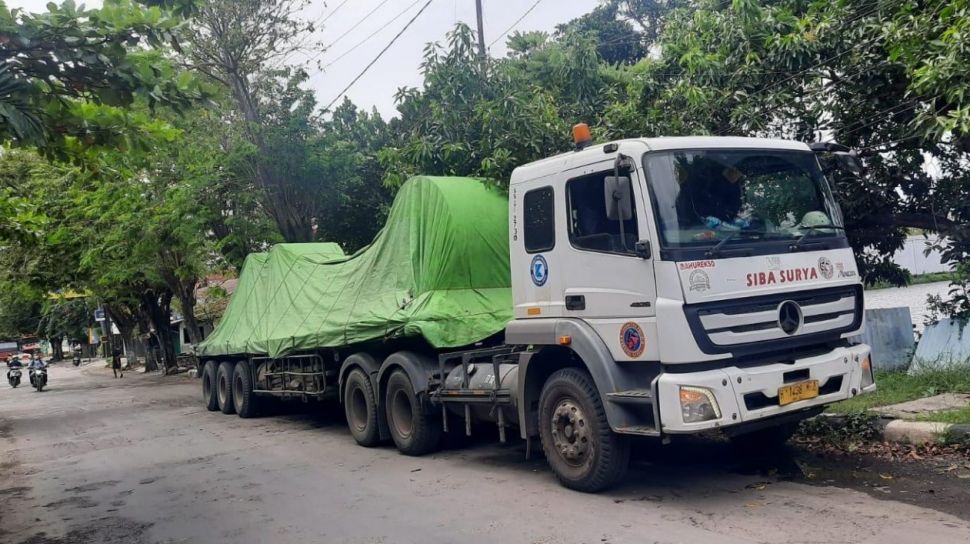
9, 0, 601, 118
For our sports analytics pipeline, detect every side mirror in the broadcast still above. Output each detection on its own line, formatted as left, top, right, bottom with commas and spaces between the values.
834, 151, 864, 176
604, 176, 633, 221
810, 141, 865, 176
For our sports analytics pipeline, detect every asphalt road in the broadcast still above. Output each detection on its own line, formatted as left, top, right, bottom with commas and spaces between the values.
2, 363, 969, 544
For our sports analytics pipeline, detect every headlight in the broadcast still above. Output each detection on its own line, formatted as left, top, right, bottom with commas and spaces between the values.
680, 386, 721, 423
861, 355, 874, 388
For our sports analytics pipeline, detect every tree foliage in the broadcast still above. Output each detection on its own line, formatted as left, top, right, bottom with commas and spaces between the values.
0, 0, 206, 159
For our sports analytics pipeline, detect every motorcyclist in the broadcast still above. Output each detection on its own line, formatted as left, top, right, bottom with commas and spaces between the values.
28, 355, 47, 377
7, 356, 22, 378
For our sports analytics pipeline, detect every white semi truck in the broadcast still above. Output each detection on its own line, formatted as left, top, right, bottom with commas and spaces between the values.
198, 131, 875, 492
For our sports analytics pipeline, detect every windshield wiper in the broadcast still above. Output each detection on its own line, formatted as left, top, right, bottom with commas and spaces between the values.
789, 225, 846, 252
705, 230, 767, 258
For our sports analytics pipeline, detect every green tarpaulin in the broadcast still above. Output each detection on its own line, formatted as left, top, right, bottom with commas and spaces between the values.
197, 176, 512, 358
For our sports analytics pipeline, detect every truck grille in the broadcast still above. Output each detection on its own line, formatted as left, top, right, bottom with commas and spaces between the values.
683, 285, 863, 356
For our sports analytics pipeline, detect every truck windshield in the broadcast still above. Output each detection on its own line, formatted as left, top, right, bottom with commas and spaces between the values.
643, 149, 844, 249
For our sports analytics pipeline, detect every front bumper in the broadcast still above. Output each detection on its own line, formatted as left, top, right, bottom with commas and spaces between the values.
656, 344, 874, 433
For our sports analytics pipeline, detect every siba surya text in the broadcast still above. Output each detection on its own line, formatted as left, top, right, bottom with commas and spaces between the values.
746, 267, 818, 287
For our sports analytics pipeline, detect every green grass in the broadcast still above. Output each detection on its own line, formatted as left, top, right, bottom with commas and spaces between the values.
865, 271, 957, 290
914, 406, 970, 425
829, 368, 970, 414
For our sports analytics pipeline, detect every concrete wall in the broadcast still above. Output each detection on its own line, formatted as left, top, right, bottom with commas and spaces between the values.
891, 235, 949, 275
854, 307, 915, 371
910, 318, 970, 373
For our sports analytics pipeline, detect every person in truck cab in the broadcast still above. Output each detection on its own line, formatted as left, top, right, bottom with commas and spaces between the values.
674, 158, 748, 230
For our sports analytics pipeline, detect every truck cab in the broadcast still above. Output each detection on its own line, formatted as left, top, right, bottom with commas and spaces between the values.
506, 135, 874, 465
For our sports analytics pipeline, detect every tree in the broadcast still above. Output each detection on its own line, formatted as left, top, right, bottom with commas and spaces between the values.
554, 0, 649, 64
0, 283, 42, 340
380, 24, 583, 188
311, 98, 393, 251
185, 0, 318, 242
0, 0, 205, 157
37, 297, 90, 360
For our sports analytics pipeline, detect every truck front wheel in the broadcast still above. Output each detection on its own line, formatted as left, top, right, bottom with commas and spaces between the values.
385, 369, 441, 455
202, 360, 219, 411
344, 368, 381, 447
216, 361, 236, 415
538, 368, 630, 492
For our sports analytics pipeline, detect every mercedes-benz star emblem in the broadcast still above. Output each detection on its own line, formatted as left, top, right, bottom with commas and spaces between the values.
778, 300, 803, 335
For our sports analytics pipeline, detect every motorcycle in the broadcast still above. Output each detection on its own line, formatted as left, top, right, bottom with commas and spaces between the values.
7, 367, 21, 388
73, 353, 81, 367
29, 367, 47, 391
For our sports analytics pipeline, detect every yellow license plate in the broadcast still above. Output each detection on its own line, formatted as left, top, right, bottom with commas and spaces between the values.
778, 380, 819, 406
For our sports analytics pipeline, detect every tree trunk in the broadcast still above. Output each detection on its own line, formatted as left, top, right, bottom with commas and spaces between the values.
225, 69, 314, 243
105, 304, 138, 366
142, 290, 177, 373
48, 336, 63, 361
134, 311, 158, 372
175, 279, 204, 346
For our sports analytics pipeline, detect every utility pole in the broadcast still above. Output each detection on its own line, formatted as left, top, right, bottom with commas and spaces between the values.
475, 0, 486, 57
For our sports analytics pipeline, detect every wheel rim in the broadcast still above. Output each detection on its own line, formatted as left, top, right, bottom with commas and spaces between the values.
349, 385, 369, 432
550, 397, 592, 467
390, 388, 414, 439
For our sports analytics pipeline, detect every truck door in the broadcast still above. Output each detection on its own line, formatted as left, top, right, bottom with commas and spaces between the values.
558, 157, 657, 325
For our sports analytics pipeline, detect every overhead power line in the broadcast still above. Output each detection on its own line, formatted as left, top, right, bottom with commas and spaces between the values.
488, 0, 544, 48
325, 0, 393, 49
323, 0, 436, 111
315, 0, 352, 26
311, 0, 424, 67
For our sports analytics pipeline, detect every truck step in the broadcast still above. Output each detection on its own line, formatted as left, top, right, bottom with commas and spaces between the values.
614, 425, 660, 437
606, 390, 654, 404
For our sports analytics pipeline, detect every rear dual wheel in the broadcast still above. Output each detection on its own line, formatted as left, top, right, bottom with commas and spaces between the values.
385, 369, 441, 456
232, 360, 261, 418
202, 361, 219, 411
216, 361, 235, 415
344, 368, 381, 447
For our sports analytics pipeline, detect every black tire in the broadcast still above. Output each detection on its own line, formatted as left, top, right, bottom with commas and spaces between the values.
538, 368, 630, 492
385, 369, 441, 456
216, 361, 236, 415
202, 361, 219, 412
232, 360, 261, 418
344, 368, 381, 447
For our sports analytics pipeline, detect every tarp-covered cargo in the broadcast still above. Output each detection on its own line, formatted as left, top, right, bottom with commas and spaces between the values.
197, 176, 512, 358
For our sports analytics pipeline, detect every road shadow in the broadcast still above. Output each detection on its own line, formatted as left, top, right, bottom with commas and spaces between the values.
439, 430, 970, 521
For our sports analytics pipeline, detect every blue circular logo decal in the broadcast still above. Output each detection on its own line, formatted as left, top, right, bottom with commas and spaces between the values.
620, 322, 645, 358
530, 255, 548, 287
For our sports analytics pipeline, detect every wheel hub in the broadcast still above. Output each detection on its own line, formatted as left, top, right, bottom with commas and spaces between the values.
550, 399, 591, 465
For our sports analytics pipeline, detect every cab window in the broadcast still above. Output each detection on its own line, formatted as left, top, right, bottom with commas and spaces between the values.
523, 186, 555, 253
566, 173, 639, 255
